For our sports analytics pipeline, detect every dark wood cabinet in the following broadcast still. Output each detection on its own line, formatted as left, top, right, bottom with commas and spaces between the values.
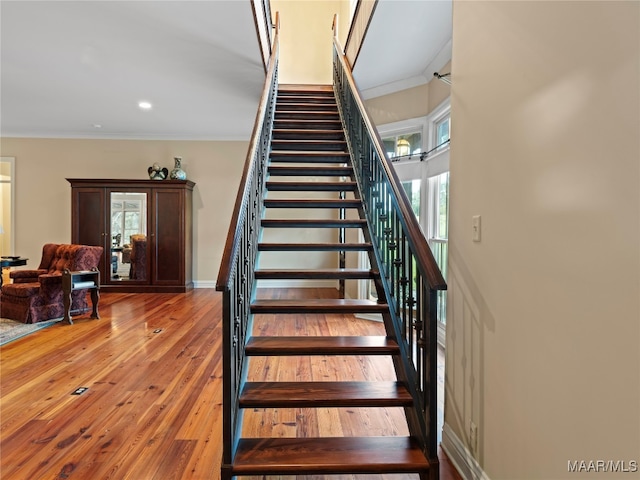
68, 179, 195, 293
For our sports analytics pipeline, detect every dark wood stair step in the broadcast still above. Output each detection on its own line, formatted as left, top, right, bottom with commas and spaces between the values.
231, 436, 430, 476
267, 165, 352, 176
274, 119, 342, 130
261, 218, 367, 228
258, 242, 372, 251
266, 181, 357, 192
275, 103, 337, 112
272, 128, 345, 140
270, 151, 350, 163
275, 110, 340, 120
255, 268, 377, 279
277, 95, 337, 104
271, 139, 347, 151
245, 335, 399, 356
263, 199, 361, 208
239, 381, 412, 408
250, 298, 388, 314
278, 87, 334, 96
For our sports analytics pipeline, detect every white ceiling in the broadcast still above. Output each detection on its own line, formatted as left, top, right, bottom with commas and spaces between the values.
0, 0, 452, 141
1, 1, 266, 140
353, 0, 452, 99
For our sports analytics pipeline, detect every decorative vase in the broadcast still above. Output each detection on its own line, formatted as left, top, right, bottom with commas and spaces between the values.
148, 162, 168, 180
170, 157, 187, 180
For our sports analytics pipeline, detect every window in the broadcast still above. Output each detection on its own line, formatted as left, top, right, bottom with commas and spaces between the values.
435, 114, 450, 148
366, 101, 451, 341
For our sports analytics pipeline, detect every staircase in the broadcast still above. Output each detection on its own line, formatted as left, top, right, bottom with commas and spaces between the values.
220, 86, 434, 479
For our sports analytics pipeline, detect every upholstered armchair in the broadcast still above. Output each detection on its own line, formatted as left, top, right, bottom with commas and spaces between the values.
0, 243, 103, 324
129, 235, 147, 280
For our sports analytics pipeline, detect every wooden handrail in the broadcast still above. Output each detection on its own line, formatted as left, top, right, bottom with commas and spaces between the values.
331, 34, 446, 291
216, 12, 280, 291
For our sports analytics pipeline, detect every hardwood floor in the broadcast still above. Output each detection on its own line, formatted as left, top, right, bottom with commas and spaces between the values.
0, 289, 461, 480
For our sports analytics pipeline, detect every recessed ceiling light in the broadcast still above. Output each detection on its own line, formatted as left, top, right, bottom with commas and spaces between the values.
92, 124, 102, 129
138, 101, 152, 110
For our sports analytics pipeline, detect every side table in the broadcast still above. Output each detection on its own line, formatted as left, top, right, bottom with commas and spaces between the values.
0, 257, 28, 287
62, 268, 100, 325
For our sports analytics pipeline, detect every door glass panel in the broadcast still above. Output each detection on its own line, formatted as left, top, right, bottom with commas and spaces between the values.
110, 192, 147, 282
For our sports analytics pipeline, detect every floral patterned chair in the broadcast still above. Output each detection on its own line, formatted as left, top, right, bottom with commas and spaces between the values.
0, 243, 103, 323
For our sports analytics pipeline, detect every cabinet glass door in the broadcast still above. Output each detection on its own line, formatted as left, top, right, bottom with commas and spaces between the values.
109, 191, 148, 282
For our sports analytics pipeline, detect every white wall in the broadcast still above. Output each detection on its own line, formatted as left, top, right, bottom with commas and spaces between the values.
447, 1, 639, 478
0, 138, 247, 286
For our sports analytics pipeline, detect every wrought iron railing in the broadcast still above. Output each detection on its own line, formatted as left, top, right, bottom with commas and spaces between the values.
332, 19, 447, 464
215, 12, 279, 473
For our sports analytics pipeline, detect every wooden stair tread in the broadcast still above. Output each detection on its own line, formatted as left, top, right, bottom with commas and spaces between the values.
263, 199, 361, 208
273, 119, 342, 129
258, 242, 372, 251
270, 151, 350, 163
271, 139, 347, 152
265, 182, 357, 192
245, 335, 399, 355
261, 218, 367, 228
272, 129, 343, 134
240, 381, 412, 407
267, 165, 352, 176
275, 111, 340, 119
250, 298, 388, 314
255, 268, 377, 279
277, 96, 336, 103
278, 85, 334, 93
232, 437, 429, 475
272, 139, 345, 145
275, 103, 337, 109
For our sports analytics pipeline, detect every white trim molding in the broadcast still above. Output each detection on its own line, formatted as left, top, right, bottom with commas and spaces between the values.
193, 281, 217, 289
442, 423, 491, 480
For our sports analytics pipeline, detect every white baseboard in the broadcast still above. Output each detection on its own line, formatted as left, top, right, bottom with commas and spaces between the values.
441, 423, 490, 480
193, 280, 216, 289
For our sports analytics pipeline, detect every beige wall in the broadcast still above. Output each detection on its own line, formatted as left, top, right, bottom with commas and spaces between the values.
272, 0, 350, 84
365, 62, 451, 125
0, 138, 248, 286
448, 1, 639, 478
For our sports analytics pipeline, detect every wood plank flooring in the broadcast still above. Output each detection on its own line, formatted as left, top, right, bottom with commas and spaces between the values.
1, 289, 460, 480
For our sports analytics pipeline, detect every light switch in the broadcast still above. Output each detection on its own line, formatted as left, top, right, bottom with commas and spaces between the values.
472, 215, 481, 242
